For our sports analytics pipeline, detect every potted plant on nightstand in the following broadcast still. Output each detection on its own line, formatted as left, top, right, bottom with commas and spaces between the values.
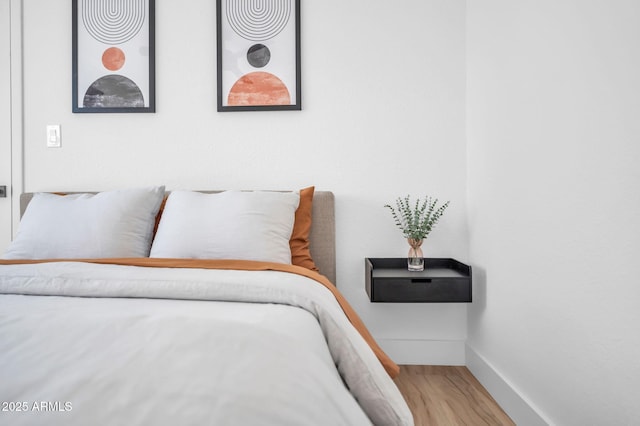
384, 195, 450, 271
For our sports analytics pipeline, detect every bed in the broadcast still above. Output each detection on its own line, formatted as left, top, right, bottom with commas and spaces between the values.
0, 187, 413, 426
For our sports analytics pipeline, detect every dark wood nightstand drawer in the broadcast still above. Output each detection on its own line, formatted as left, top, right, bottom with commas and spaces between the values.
365, 258, 472, 303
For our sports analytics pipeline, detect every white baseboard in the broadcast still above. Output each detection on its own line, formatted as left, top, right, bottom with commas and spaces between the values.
377, 338, 466, 365
465, 344, 550, 426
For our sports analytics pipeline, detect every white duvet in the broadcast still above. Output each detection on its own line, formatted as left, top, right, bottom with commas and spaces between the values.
0, 262, 413, 426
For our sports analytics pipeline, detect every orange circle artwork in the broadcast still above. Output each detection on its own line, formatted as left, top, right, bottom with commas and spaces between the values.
102, 47, 126, 71
228, 72, 291, 106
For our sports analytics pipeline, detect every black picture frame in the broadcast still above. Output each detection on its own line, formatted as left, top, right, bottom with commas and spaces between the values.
72, 0, 156, 113
216, 0, 301, 112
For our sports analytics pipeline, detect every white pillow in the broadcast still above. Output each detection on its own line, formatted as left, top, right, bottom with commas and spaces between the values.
3, 187, 165, 259
150, 190, 300, 264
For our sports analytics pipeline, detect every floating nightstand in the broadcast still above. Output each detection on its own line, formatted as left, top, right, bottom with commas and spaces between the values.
365, 258, 472, 303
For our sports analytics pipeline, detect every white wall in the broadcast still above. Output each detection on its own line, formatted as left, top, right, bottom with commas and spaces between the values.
467, 1, 640, 424
0, 0, 12, 251
19, 0, 468, 363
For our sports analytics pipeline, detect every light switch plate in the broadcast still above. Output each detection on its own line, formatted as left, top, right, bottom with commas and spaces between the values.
46, 125, 61, 148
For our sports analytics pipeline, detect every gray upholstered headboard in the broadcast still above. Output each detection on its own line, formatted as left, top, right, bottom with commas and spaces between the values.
19, 190, 337, 284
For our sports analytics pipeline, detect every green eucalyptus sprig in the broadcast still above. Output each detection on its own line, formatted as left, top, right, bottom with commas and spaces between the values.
384, 195, 450, 241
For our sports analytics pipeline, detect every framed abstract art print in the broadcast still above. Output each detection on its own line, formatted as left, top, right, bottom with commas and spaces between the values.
72, 0, 156, 113
216, 0, 301, 111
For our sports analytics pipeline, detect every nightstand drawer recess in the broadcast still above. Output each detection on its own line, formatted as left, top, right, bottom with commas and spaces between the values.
365, 258, 472, 303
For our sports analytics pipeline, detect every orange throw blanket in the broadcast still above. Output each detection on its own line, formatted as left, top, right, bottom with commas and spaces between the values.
0, 258, 400, 378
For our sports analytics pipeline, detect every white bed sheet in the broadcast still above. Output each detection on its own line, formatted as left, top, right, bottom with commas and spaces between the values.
1, 295, 368, 425
0, 262, 413, 426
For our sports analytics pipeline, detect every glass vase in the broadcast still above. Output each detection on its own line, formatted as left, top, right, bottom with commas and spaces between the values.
407, 238, 424, 271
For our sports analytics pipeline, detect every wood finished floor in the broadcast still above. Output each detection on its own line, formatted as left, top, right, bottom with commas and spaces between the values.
394, 365, 515, 426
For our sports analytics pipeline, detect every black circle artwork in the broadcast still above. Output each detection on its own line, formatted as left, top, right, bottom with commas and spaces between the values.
247, 44, 271, 68
83, 75, 145, 108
